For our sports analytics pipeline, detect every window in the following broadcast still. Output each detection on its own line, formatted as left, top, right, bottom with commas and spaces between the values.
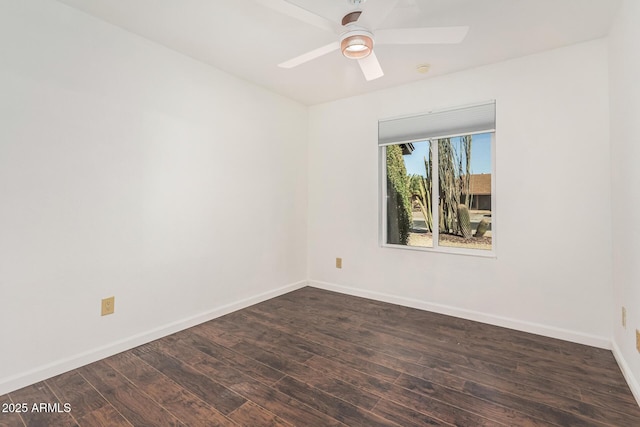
379, 101, 495, 255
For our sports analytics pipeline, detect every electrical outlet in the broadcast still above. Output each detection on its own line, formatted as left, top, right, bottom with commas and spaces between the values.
336, 257, 342, 269
622, 306, 627, 328
101, 296, 115, 316
637, 330, 640, 353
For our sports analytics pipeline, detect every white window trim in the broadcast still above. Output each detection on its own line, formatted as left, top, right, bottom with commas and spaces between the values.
379, 133, 496, 258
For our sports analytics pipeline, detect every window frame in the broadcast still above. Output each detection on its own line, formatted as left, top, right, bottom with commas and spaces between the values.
379, 131, 496, 258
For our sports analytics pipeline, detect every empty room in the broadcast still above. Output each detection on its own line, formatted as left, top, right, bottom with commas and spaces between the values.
1, 0, 639, 425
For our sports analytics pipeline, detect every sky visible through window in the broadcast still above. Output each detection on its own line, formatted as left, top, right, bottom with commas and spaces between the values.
403, 133, 492, 176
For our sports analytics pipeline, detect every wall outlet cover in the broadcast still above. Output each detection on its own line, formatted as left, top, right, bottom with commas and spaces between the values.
101, 296, 115, 316
336, 258, 342, 269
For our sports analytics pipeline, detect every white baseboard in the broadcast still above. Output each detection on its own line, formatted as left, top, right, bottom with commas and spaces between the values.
0, 280, 307, 396
308, 280, 611, 349
612, 340, 640, 406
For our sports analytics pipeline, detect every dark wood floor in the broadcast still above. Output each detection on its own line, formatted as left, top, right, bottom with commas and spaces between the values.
2, 287, 640, 426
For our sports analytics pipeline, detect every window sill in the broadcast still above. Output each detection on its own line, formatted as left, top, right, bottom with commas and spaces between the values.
381, 243, 496, 258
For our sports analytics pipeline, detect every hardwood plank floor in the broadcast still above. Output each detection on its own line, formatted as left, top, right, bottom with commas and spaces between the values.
2, 287, 639, 426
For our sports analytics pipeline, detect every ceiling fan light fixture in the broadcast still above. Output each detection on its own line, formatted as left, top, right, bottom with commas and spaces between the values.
340, 30, 374, 59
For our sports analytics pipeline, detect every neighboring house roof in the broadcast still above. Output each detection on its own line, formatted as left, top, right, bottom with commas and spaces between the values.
467, 174, 492, 195
400, 143, 415, 155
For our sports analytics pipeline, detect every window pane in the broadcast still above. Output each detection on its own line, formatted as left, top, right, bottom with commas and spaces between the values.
386, 141, 433, 247
438, 133, 492, 250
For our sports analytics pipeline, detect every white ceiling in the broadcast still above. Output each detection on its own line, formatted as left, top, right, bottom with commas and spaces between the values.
54, 0, 621, 105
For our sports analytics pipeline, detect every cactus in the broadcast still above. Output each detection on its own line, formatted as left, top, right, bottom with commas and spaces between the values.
408, 171, 433, 232
386, 145, 412, 245
439, 139, 459, 233
457, 204, 472, 239
439, 137, 474, 237
461, 135, 473, 209
474, 218, 490, 237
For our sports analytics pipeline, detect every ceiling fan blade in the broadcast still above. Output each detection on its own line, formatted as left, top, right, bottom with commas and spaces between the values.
358, 0, 400, 28
358, 51, 384, 81
278, 42, 340, 68
253, 0, 335, 33
376, 26, 470, 45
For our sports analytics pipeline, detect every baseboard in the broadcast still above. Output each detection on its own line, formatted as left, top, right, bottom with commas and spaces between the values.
0, 280, 307, 396
308, 280, 611, 349
612, 340, 640, 406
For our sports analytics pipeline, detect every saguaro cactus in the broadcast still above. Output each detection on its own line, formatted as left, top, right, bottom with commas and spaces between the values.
457, 203, 472, 239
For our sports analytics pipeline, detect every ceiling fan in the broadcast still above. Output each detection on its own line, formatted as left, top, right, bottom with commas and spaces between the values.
256, 0, 469, 81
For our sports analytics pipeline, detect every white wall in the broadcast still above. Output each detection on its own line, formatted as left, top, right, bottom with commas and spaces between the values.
0, 0, 307, 394
308, 39, 612, 347
609, 0, 640, 402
